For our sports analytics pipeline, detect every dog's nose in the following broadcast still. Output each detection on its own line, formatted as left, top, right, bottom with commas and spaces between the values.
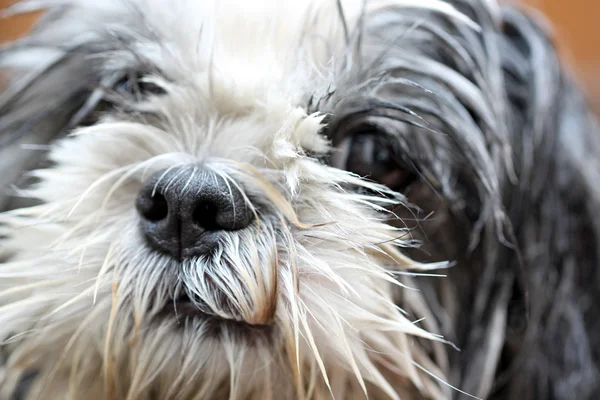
136, 166, 253, 259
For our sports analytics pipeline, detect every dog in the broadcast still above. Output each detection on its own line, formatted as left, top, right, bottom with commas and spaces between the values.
1, 0, 599, 399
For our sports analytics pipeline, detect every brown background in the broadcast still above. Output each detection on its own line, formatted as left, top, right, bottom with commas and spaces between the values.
1, 0, 599, 108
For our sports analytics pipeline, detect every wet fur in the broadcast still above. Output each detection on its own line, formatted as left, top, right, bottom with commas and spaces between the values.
1, 0, 600, 399
319, 2, 600, 398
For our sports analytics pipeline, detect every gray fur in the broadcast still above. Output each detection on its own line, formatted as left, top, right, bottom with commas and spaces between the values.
0, 44, 106, 210
319, 2, 600, 398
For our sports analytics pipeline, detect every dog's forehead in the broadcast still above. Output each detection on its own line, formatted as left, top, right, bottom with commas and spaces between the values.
55, 0, 356, 152
102, 0, 359, 94
102, 0, 365, 154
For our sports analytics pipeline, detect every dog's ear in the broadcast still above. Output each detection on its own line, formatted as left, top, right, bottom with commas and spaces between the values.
0, 6, 103, 210
319, 2, 600, 398
0, 45, 103, 210
0, 3, 126, 210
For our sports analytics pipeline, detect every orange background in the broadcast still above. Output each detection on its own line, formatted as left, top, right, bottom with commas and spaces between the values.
1, 0, 599, 108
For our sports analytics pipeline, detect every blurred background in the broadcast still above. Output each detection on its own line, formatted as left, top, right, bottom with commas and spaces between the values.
1, 0, 599, 110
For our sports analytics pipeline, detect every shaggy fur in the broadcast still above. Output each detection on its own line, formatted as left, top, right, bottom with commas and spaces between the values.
1, 0, 599, 399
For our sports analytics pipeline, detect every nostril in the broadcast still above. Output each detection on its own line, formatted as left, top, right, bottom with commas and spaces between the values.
142, 193, 169, 221
193, 201, 220, 231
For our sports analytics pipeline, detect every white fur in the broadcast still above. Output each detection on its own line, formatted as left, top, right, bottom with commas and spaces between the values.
0, 0, 467, 399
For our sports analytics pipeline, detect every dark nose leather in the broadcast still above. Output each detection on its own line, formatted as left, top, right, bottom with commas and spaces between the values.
136, 166, 253, 259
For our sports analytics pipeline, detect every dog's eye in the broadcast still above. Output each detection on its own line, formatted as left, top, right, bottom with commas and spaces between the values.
337, 133, 416, 190
114, 72, 166, 98
74, 72, 166, 128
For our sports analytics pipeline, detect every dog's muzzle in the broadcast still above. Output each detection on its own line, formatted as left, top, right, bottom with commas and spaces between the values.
136, 165, 254, 259
136, 166, 276, 326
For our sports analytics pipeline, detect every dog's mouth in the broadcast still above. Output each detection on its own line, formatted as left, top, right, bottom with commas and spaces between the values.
167, 292, 204, 317
158, 291, 273, 335
161, 291, 221, 319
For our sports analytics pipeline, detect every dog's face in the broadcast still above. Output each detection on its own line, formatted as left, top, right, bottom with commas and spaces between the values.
5, 1, 600, 399
0, 1, 468, 399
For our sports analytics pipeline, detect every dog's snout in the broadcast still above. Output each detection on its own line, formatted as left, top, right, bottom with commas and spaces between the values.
136, 166, 253, 259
